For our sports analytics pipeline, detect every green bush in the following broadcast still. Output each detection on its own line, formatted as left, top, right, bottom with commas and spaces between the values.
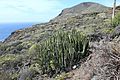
0, 71, 12, 80
0, 44, 8, 51
0, 54, 17, 65
33, 30, 89, 76
112, 12, 120, 27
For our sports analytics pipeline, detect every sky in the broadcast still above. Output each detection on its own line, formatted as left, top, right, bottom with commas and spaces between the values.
0, 0, 120, 23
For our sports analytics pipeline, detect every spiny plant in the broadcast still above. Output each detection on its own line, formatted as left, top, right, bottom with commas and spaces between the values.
32, 29, 89, 77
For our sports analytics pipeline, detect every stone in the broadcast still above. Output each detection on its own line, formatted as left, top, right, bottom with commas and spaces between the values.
111, 25, 120, 38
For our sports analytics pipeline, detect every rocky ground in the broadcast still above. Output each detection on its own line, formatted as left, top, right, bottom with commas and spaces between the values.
61, 37, 120, 80
0, 2, 120, 80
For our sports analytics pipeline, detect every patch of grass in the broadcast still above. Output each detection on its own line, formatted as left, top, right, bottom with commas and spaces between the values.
66, 17, 79, 25
112, 12, 120, 27
0, 71, 12, 80
0, 44, 8, 51
11, 72, 19, 80
55, 72, 69, 80
29, 63, 41, 74
101, 28, 114, 34
0, 54, 17, 64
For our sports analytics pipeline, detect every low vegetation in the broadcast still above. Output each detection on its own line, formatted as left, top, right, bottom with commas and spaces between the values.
0, 54, 18, 65
112, 12, 120, 27
1, 2, 120, 80
30, 30, 89, 77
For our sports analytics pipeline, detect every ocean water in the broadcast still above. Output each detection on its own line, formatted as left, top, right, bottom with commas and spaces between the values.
0, 22, 38, 41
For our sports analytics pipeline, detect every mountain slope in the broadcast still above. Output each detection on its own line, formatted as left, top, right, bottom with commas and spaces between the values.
1, 2, 113, 56
59, 2, 109, 15
0, 2, 120, 80
52, 2, 110, 22
4, 2, 111, 44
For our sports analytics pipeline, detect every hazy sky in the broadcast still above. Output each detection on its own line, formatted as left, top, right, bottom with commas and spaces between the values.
0, 0, 120, 23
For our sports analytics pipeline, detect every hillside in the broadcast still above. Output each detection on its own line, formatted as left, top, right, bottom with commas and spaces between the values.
3, 2, 111, 43
2, 2, 113, 55
53, 2, 110, 22
0, 2, 120, 80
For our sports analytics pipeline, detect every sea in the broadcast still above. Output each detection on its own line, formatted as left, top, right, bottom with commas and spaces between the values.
0, 22, 39, 41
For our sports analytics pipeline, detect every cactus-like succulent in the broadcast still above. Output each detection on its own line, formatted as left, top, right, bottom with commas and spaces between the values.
33, 29, 89, 76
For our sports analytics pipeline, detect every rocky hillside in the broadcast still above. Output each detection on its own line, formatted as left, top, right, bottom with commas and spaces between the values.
4, 2, 111, 43
2, 2, 113, 55
0, 2, 120, 80
61, 2, 109, 14
52, 2, 110, 22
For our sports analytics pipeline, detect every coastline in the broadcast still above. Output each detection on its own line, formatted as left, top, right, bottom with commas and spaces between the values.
0, 22, 39, 41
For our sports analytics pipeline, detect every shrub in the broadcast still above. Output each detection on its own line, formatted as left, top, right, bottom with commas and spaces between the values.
0, 71, 12, 80
0, 44, 8, 51
33, 30, 89, 76
101, 28, 114, 34
0, 54, 17, 65
55, 72, 69, 80
112, 12, 120, 27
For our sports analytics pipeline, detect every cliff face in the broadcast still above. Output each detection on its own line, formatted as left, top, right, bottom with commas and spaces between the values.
0, 2, 120, 80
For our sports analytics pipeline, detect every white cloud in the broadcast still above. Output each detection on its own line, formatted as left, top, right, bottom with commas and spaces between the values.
0, 0, 63, 23
0, 0, 119, 23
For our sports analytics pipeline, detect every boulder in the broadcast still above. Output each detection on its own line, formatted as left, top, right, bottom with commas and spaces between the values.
111, 25, 120, 38
88, 32, 107, 41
